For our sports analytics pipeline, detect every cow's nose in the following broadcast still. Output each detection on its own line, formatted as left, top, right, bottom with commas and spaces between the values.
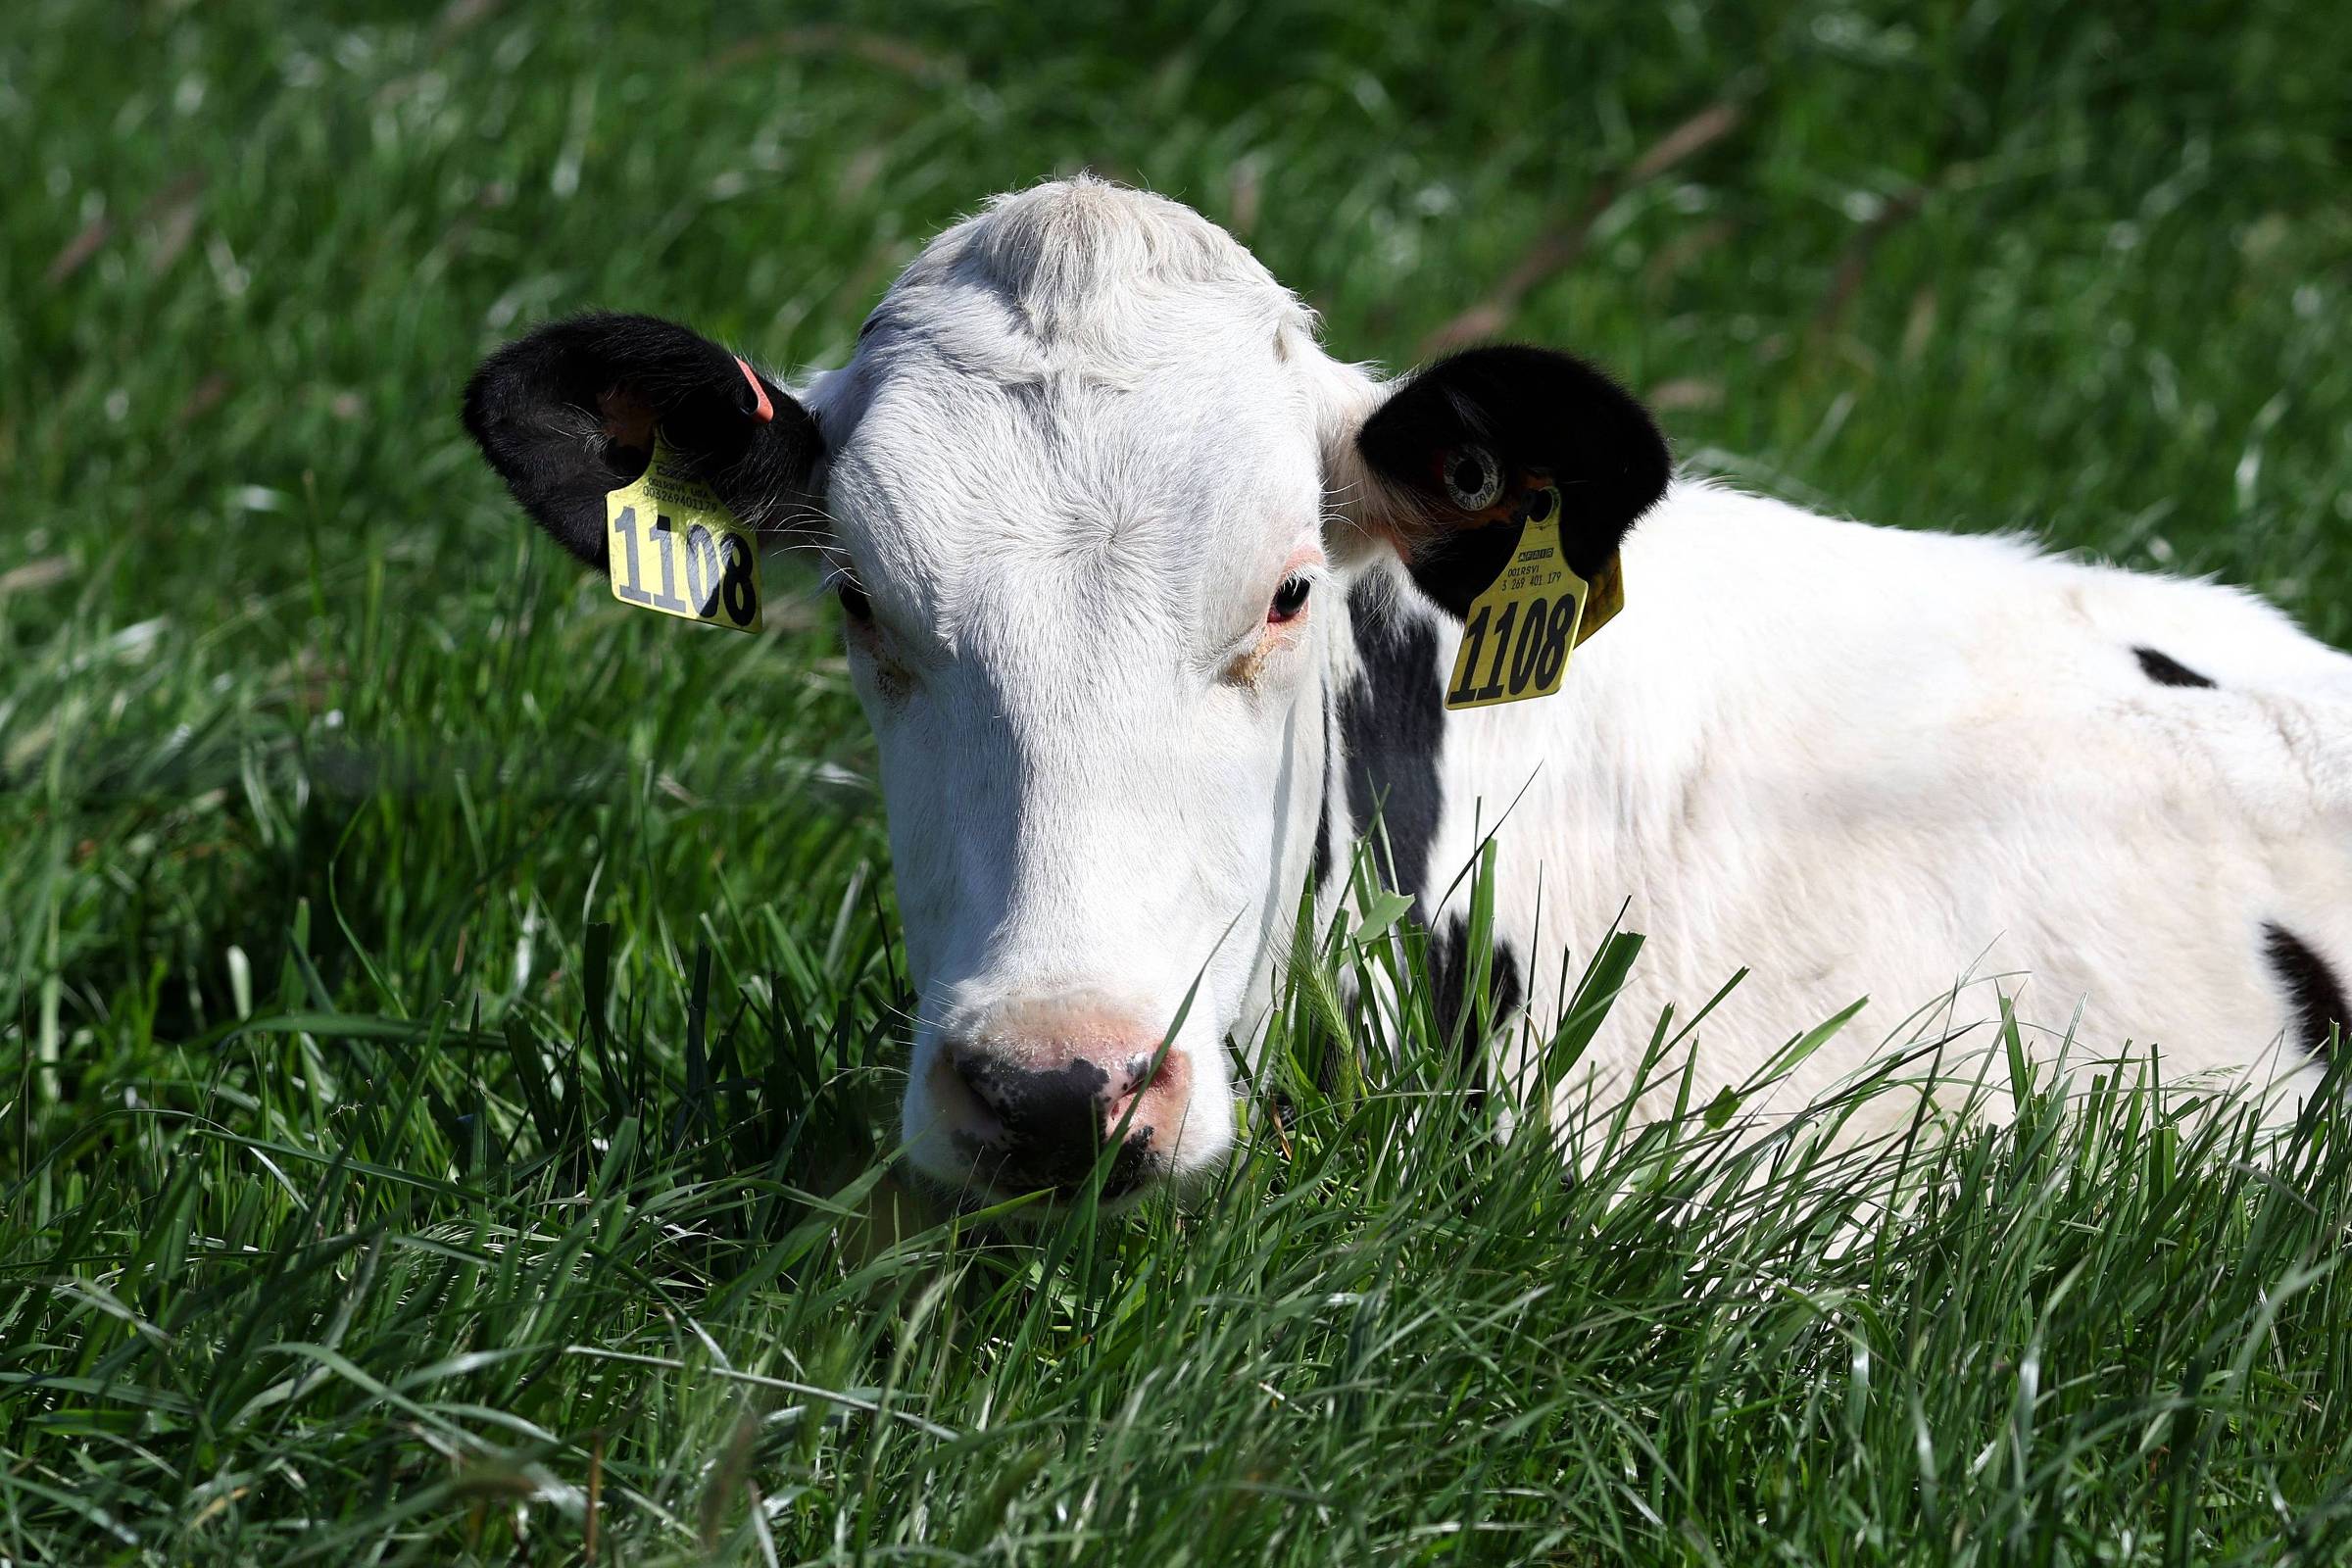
928, 1001, 1190, 1198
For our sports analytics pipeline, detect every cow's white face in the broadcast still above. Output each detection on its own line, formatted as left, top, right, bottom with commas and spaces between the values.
461, 178, 1669, 1208
802, 208, 1372, 1199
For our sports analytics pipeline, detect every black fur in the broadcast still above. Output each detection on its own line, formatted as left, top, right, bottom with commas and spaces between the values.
461, 312, 823, 567
1311, 687, 1335, 896
1356, 344, 1672, 618
1339, 578, 1446, 912
2263, 923, 2347, 1058
1428, 914, 1526, 1054
2134, 647, 2217, 689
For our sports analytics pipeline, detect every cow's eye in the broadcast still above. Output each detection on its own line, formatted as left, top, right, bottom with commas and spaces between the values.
836, 582, 873, 622
1268, 576, 1311, 624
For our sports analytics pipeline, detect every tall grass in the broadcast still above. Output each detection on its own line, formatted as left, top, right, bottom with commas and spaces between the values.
9, 863, 2351, 1563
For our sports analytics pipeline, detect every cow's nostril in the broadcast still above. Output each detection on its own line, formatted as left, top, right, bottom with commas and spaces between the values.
947, 1041, 996, 1110
950, 1045, 1115, 1165
925, 1003, 1194, 1197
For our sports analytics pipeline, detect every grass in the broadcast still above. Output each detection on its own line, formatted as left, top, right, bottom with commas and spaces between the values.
4, 0, 2350, 1561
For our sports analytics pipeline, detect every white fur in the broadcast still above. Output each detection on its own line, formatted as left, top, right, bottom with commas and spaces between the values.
800, 177, 2348, 1186
1392, 485, 2352, 1137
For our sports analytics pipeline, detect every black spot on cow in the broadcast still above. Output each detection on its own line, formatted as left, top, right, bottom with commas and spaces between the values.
1311, 687, 1335, 897
1339, 578, 1446, 909
2263, 923, 2347, 1059
1427, 914, 1526, 1054
1428, 918, 1527, 1114
2134, 647, 2217, 689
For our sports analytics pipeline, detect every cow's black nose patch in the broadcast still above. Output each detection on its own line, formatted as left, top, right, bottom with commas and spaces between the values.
2133, 646, 2217, 689
955, 1052, 1107, 1138
951, 1050, 1149, 1193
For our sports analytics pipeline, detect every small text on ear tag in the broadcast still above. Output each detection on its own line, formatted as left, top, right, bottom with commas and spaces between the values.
1444, 486, 1622, 710
604, 435, 762, 633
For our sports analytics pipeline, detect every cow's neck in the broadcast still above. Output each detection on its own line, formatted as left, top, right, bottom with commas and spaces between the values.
1277, 560, 1587, 1047
1316, 570, 1446, 919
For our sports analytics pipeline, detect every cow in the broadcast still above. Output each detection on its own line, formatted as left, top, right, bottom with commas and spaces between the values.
463, 176, 2352, 1206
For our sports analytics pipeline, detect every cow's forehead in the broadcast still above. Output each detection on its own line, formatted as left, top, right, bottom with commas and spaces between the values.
817, 373, 1325, 667
829, 348, 1315, 549
814, 364, 1322, 620
800, 179, 1364, 639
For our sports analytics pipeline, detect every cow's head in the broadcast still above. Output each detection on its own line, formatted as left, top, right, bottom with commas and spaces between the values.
464, 179, 1668, 1205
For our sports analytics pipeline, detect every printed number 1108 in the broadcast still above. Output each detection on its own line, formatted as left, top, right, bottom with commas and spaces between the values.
610, 505, 760, 630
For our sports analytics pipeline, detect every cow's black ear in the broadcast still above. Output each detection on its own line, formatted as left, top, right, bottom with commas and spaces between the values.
1354, 345, 1669, 619
461, 312, 824, 568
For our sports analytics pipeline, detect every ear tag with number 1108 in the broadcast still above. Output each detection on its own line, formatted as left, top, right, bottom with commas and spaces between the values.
604, 433, 763, 633
1444, 486, 1623, 710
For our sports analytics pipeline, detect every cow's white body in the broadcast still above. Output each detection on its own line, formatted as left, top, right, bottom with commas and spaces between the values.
468, 176, 2350, 1198
791, 180, 2352, 1182
1326, 482, 2352, 1135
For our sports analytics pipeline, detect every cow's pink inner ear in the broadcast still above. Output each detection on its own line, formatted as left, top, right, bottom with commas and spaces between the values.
596, 384, 658, 473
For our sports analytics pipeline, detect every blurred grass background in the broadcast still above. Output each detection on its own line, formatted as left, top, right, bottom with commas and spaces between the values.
4, 1, 2350, 1562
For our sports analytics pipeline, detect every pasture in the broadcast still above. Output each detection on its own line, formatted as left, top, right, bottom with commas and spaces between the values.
6, 1, 2351, 1562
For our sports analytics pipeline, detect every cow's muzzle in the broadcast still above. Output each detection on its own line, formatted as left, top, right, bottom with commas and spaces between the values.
923, 999, 1193, 1200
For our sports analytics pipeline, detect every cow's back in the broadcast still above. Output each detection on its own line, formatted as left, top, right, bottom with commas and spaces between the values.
1376, 480, 2352, 1131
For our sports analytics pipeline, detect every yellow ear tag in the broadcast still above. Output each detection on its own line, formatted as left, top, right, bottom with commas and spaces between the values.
603, 434, 763, 633
1443, 486, 1622, 710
